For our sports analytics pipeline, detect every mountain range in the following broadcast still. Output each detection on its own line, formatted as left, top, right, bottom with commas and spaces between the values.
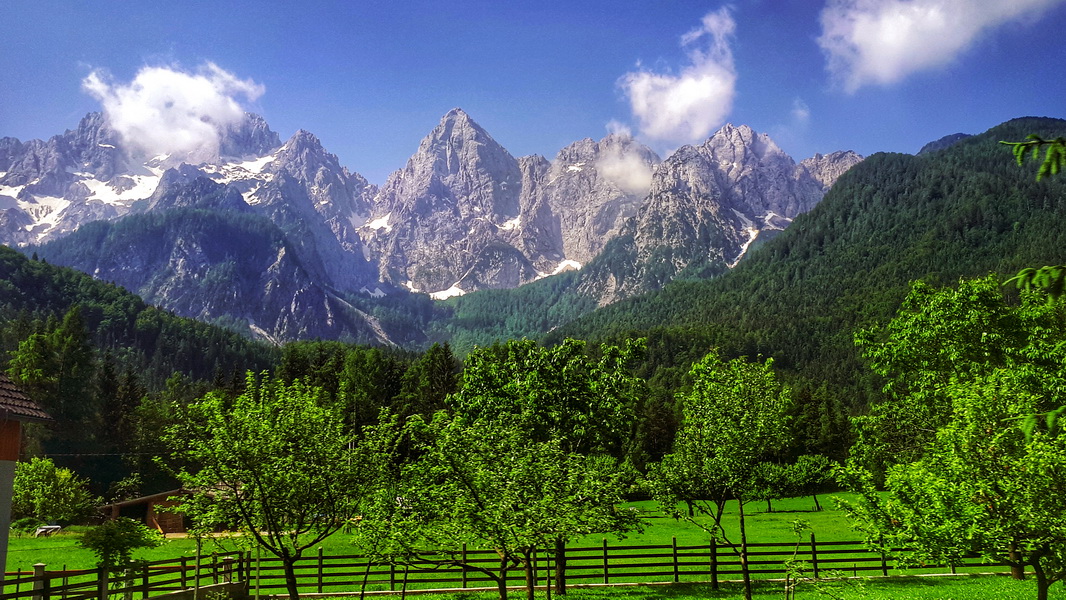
0, 109, 860, 344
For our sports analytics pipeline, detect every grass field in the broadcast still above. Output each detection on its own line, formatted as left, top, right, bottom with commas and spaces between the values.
5, 495, 849, 572
9, 494, 1055, 599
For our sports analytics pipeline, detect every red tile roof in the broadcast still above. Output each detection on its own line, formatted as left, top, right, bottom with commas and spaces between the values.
0, 374, 51, 423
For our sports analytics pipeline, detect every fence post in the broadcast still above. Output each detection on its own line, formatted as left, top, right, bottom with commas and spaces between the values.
672, 537, 680, 583
879, 536, 888, 577
810, 533, 819, 579
61, 564, 67, 600
141, 561, 150, 599
602, 539, 609, 585
545, 549, 552, 600
194, 539, 201, 600
389, 562, 395, 592
255, 545, 261, 600
97, 565, 109, 600
462, 544, 468, 589
222, 557, 235, 584
710, 537, 718, 591
317, 547, 324, 594
31, 563, 47, 600
554, 536, 566, 595
212, 552, 219, 585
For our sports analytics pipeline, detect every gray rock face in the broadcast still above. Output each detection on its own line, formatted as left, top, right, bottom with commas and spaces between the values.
146, 168, 250, 213
363, 108, 529, 294
6, 111, 393, 343
41, 211, 394, 345
361, 111, 662, 295
251, 129, 378, 292
577, 124, 862, 304
798, 150, 865, 192
538, 134, 660, 265
220, 113, 282, 159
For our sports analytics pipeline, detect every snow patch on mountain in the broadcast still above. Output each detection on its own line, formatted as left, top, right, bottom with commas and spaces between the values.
79, 173, 161, 205
430, 284, 466, 300
364, 213, 392, 232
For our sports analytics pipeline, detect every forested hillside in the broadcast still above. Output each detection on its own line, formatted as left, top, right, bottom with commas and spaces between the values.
0, 246, 281, 492
0, 245, 278, 384
548, 117, 1066, 401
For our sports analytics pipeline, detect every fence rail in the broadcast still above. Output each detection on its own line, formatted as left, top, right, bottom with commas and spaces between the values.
2, 536, 1010, 599
1, 553, 243, 600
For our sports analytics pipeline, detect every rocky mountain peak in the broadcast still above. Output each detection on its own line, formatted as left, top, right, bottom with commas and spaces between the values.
219, 113, 281, 158
799, 150, 864, 190
412, 108, 515, 183
703, 123, 787, 169
146, 167, 249, 213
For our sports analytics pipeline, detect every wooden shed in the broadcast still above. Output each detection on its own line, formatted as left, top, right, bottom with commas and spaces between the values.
101, 489, 189, 535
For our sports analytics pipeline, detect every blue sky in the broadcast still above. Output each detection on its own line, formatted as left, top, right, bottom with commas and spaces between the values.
3, 0, 1066, 184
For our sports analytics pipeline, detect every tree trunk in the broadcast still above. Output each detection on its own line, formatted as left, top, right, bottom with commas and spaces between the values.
687, 500, 695, 518
524, 550, 535, 600
282, 556, 301, 600
1009, 541, 1025, 580
812, 494, 821, 512
497, 557, 509, 600
739, 500, 752, 600
1033, 560, 1048, 600
359, 558, 373, 599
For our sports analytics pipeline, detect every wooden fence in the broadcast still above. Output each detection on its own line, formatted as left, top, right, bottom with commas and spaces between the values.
0, 553, 244, 600
246, 535, 1006, 596
2, 536, 1009, 599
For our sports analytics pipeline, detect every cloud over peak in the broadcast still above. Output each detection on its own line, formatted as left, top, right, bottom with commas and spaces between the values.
83, 62, 264, 162
818, 0, 1063, 93
619, 6, 738, 147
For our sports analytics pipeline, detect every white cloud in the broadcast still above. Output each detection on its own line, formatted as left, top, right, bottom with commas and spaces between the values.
83, 62, 264, 162
596, 145, 654, 197
818, 0, 1063, 92
619, 6, 737, 146
791, 98, 811, 125
605, 120, 633, 137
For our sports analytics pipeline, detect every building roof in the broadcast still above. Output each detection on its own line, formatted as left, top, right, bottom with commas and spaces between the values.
100, 489, 187, 510
0, 373, 51, 423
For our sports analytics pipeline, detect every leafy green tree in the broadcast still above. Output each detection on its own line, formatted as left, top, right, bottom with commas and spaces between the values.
450, 338, 646, 455
79, 517, 163, 569
12, 457, 100, 524
361, 412, 641, 600
361, 338, 646, 600
839, 368, 1066, 600
163, 374, 377, 600
852, 276, 1066, 475
783, 454, 835, 512
646, 351, 791, 600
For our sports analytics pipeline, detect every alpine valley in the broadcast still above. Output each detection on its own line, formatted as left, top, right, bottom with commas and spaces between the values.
0, 109, 861, 345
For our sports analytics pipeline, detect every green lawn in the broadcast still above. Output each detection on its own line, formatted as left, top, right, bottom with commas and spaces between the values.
9, 494, 1045, 599
7, 494, 854, 572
